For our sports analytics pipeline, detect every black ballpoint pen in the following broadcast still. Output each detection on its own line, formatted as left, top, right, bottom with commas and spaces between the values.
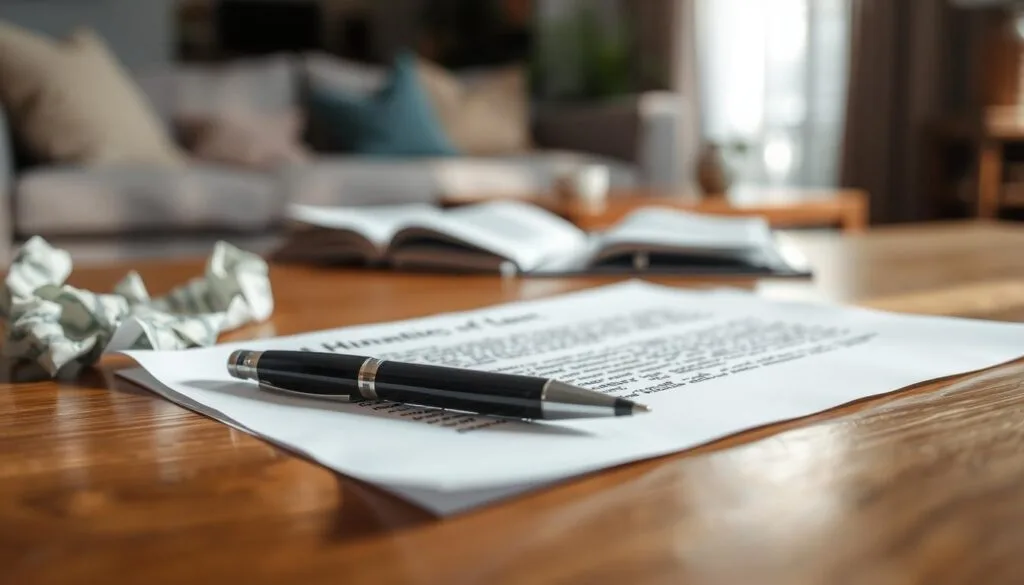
226, 350, 651, 420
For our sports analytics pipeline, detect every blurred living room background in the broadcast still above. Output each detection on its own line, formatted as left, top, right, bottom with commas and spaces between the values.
0, 0, 1023, 265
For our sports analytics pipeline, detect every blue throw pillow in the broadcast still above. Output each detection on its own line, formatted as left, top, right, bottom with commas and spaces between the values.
308, 53, 459, 157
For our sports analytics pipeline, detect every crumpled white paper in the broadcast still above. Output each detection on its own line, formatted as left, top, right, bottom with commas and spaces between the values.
0, 236, 274, 376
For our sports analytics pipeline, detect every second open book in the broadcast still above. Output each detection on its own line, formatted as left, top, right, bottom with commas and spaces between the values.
274, 200, 809, 276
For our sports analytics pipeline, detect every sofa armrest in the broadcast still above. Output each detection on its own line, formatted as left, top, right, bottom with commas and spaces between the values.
532, 91, 687, 190
0, 104, 13, 265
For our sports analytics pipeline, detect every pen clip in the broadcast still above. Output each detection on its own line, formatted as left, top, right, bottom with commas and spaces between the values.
258, 382, 363, 403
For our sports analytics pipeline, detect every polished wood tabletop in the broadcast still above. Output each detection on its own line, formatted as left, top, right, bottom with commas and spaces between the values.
5, 220, 1024, 585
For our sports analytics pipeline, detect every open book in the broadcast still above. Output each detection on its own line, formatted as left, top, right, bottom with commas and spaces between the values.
273, 201, 809, 276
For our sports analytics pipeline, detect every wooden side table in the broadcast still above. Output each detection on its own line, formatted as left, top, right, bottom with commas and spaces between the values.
933, 113, 1024, 219
441, 188, 870, 233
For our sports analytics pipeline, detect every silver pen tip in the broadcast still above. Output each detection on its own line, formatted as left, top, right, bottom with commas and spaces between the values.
632, 403, 652, 414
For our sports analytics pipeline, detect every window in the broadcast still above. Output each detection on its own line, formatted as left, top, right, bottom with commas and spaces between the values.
697, 0, 850, 188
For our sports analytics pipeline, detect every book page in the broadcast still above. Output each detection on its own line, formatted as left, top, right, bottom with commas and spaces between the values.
120, 281, 1024, 515
593, 207, 776, 262
288, 204, 443, 253
391, 201, 588, 272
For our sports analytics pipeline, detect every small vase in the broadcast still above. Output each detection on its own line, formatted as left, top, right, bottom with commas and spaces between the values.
696, 144, 732, 197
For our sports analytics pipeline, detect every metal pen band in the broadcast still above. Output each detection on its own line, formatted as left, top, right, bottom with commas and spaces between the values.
357, 357, 384, 400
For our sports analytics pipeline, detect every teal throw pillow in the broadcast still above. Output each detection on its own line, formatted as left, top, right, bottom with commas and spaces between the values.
308, 53, 459, 157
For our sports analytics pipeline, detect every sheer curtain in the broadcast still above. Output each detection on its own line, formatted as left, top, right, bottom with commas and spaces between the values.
696, 0, 851, 190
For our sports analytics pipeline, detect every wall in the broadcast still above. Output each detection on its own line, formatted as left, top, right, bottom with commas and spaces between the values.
365, 0, 425, 61
0, 0, 174, 69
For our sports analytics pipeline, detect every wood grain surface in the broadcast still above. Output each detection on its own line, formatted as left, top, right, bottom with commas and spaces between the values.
4, 220, 1024, 585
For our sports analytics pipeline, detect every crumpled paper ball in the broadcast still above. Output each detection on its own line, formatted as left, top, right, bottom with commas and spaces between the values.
0, 237, 274, 377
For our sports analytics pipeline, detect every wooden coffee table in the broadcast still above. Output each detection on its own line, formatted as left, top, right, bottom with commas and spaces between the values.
441, 187, 870, 233
4, 221, 1024, 584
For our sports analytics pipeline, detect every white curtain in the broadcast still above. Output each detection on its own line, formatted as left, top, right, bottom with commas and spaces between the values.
696, 0, 851, 189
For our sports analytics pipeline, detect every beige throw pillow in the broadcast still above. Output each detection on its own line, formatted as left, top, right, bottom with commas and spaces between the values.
178, 110, 310, 170
0, 23, 184, 166
416, 59, 531, 156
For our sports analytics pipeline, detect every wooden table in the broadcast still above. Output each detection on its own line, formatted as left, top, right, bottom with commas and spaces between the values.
441, 187, 870, 233
5, 221, 1024, 585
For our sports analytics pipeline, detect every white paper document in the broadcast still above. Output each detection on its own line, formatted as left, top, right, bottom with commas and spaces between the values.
118, 281, 1024, 514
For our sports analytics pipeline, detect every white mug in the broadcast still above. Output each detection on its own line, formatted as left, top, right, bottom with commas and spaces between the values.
560, 164, 610, 205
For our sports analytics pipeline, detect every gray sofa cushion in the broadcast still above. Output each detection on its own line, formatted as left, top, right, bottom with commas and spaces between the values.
14, 152, 636, 237
283, 157, 445, 207
0, 102, 12, 261
16, 164, 284, 236
135, 54, 299, 123
286, 151, 637, 207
